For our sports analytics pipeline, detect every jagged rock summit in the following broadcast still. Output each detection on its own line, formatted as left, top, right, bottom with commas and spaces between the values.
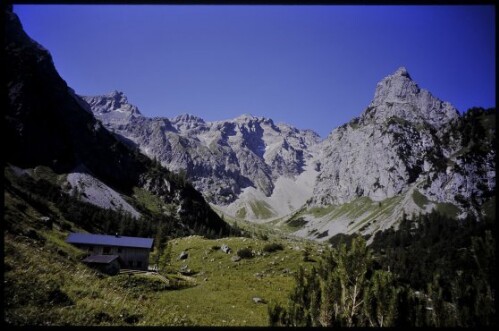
303, 67, 494, 239
365, 66, 459, 129
82, 66, 494, 241
313, 67, 461, 206
82, 93, 321, 208
83, 90, 142, 116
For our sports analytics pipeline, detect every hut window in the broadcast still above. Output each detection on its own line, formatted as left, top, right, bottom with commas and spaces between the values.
103, 247, 110, 254
137, 261, 142, 268
118, 248, 122, 253
128, 260, 134, 267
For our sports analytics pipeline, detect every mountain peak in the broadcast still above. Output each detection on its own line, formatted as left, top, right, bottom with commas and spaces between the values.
172, 113, 206, 124
234, 114, 276, 127
235, 113, 256, 121
393, 66, 411, 78
371, 67, 419, 107
363, 67, 458, 129
108, 90, 127, 100
80, 91, 142, 117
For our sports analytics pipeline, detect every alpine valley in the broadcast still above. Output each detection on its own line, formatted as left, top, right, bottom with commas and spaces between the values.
84, 68, 495, 242
4, 5, 496, 327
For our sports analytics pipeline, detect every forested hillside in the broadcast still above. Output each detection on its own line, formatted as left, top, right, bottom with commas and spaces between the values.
269, 210, 496, 327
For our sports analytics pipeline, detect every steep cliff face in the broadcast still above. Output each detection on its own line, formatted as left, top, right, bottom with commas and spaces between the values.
294, 68, 495, 240
313, 67, 458, 205
313, 67, 493, 212
81, 63, 494, 239
368, 67, 458, 128
82, 93, 321, 206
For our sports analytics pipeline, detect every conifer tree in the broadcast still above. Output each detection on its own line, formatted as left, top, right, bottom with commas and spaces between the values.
270, 237, 398, 327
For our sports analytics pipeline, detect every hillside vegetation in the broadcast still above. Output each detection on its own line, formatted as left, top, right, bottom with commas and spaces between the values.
4, 165, 324, 326
6, 161, 494, 327
4, 6, 495, 327
270, 210, 495, 327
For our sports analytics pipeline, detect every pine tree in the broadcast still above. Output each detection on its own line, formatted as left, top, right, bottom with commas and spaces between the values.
158, 242, 172, 276
270, 237, 387, 327
363, 270, 398, 326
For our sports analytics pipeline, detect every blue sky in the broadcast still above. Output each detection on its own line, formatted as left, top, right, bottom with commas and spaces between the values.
14, 5, 495, 137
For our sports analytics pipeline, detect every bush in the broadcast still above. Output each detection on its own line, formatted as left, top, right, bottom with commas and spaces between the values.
286, 217, 308, 228
302, 246, 312, 262
263, 243, 284, 253
94, 311, 114, 323
258, 232, 269, 241
47, 287, 73, 306
123, 313, 141, 324
236, 247, 254, 259
117, 275, 169, 293
60, 222, 72, 231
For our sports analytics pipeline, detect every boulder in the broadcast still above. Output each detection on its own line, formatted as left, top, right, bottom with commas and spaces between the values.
178, 251, 188, 260
231, 255, 241, 262
252, 297, 266, 304
179, 264, 192, 275
39, 216, 53, 229
221, 244, 231, 254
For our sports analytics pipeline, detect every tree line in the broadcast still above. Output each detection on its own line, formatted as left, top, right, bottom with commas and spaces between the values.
6, 170, 240, 245
269, 210, 495, 327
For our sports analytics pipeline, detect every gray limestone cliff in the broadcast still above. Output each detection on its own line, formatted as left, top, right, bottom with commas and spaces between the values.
81, 93, 321, 205
312, 67, 494, 220
81, 67, 495, 236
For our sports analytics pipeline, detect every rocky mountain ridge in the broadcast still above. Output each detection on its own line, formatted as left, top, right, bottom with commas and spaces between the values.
313, 66, 458, 205
313, 67, 494, 209
83, 69, 495, 241
83, 92, 321, 206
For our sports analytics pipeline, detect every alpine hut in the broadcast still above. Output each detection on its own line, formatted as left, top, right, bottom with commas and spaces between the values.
66, 233, 154, 272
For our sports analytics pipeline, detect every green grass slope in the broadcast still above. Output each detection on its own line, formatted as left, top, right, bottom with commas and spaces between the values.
5, 228, 322, 325
154, 235, 322, 325
4, 169, 323, 326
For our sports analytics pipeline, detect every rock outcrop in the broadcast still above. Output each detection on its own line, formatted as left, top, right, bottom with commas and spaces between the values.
312, 67, 493, 216
82, 66, 495, 239
82, 94, 321, 205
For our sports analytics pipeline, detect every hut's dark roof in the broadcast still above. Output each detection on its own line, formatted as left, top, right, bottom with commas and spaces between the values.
82, 254, 120, 264
66, 233, 154, 249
